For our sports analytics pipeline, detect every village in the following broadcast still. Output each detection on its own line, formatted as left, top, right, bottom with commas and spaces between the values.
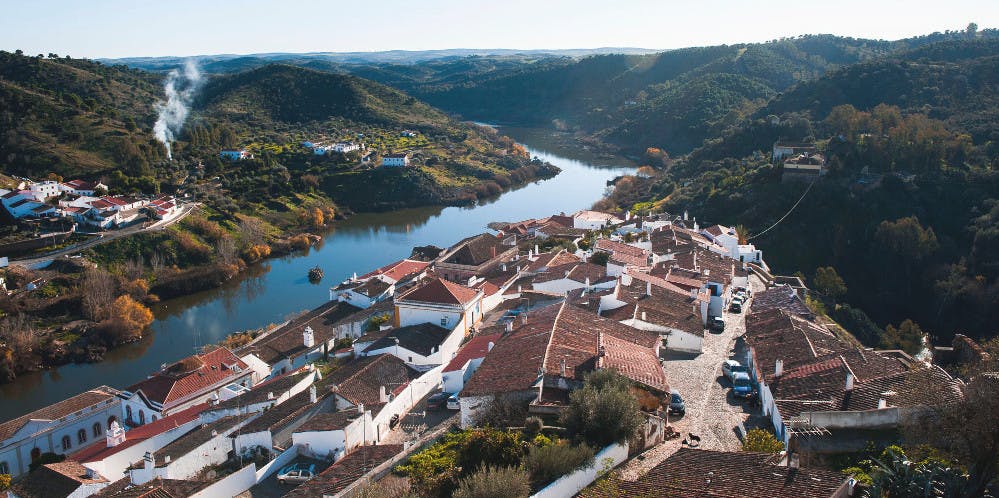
0, 206, 973, 498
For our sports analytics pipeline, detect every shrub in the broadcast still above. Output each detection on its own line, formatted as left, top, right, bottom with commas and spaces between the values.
457, 428, 524, 475
742, 428, 784, 453
28, 452, 65, 472
183, 216, 227, 242
523, 416, 544, 439
560, 369, 643, 448
242, 244, 271, 263
453, 466, 530, 498
0, 473, 10, 491
524, 442, 595, 489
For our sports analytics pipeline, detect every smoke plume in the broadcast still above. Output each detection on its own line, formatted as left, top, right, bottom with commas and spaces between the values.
153, 59, 202, 159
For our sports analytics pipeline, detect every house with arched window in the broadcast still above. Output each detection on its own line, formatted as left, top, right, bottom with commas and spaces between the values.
0, 386, 120, 479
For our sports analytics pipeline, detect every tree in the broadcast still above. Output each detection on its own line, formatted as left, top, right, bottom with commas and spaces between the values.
966, 22, 978, 37
104, 295, 154, 343
81, 267, 116, 321
880, 319, 925, 355
813, 266, 847, 300
453, 466, 530, 498
865, 446, 969, 498
560, 369, 643, 448
457, 428, 524, 475
904, 372, 999, 497
589, 251, 610, 267
875, 217, 939, 262
742, 428, 784, 453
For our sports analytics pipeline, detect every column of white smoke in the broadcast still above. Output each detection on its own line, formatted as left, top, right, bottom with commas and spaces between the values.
153, 60, 202, 160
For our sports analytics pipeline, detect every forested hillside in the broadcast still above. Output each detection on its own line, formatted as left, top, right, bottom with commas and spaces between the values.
601, 37, 999, 347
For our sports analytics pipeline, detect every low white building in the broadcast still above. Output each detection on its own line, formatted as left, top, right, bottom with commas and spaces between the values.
127, 415, 253, 485
572, 210, 623, 230
220, 149, 251, 161
291, 409, 373, 461
382, 153, 410, 167
441, 333, 500, 394
359, 322, 457, 370
394, 278, 484, 340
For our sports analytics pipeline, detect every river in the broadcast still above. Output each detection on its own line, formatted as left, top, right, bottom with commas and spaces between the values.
0, 127, 635, 422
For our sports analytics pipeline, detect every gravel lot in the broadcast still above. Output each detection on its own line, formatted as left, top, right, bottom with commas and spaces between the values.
620, 275, 768, 479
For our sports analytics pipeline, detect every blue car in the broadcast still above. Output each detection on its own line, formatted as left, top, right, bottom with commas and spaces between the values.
731, 372, 753, 398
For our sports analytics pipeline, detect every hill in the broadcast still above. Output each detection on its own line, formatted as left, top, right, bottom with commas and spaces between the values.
601, 37, 999, 347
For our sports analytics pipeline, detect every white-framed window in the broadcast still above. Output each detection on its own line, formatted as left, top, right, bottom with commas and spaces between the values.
441, 316, 448, 327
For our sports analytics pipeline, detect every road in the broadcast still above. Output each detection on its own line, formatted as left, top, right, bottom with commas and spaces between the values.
620, 275, 768, 480
237, 456, 331, 498
9, 202, 196, 268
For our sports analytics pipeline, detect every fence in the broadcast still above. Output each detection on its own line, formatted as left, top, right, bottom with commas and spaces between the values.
529, 442, 629, 498
190, 464, 256, 498
255, 444, 301, 483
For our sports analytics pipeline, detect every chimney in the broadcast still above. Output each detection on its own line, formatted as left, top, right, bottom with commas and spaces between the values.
775, 359, 784, 378
878, 398, 887, 409
85, 467, 97, 479
845, 372, 854, 391
585, 277, 591, 289
487, 341, 495, 352
505, 321, 513, 332
267, 392, 274, 400
641, 311, 647, 322
303, 326, 315, 348
143, 452, 155, 471
310, 385, 317, 403
491, 246, 496, 258
358, 402, 365, 414
560, 357, 566, 377
517, 284, 522, 294
164, 455, 171, 464
106, 420, 125, 448
501, 263, 507, 272
379, 385, 388, 402
534, 244, 539, 255
646, 280, 652, 296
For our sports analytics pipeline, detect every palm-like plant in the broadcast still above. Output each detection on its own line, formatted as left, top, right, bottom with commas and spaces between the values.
865, 447, 969, 498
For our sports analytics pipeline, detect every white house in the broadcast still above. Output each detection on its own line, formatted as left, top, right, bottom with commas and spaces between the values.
331, 142, 364, 154
441, 333, 500, 394
60, 180, 107, 197
0, 386, 121, 478
359, 322, 457, 370
572, 210, 623, 230
27, 180, 62, 200
333, 278, 395, 309
127, 415, 253, 485
7, 460, 111, 498
394, 278, 484, 339
291, 409, 373, 461
119, 347, 253, 424
382, 153, 410, 167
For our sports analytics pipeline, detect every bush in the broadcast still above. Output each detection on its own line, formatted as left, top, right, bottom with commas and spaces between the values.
183, 216, 227, 242
453, 466, 530, 498
560, 369, 643, 448
457, 427, 524, 475
0, 473, 9, 491
28, 452, 65, 472
523, 416, 544, 439
524, 442, 595, 489
242, 244, 271, 263
742, 428, 783, 453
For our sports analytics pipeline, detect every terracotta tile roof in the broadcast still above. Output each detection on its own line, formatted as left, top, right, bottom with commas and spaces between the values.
95, 477, 210, 497
0, 386, 118, 442
213, 369, 311, 411
595, 239, 648, 258
752, 285, 814, 319
239, 388, 322, 435
326, 355, 418, 407
631, 291, 705, 338
461, 305, 560, 397
600, 333, 669, 393
703, 224, 732, 237
11, 460, 108, 498
124, 347, 249, 409
443, 333, 503, 373
745, 309, 847, 382
397, 277, 481, 306
670, 248, 735, 286
241, 301, 361, 365
441, 233, 511, 267
72, 403, 207, 463
151, 415, 250, 467
604, 448, 849, 498
525, 250, 580, 273
285, 444, 404, 497
362, 322, 450, 357
295, 411, 359, 432
359, 258, 429, 283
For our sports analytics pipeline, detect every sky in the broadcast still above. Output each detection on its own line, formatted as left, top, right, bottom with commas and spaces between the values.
1, 0, 996, 59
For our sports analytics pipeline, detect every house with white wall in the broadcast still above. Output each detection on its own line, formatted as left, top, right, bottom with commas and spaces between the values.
0, 386, 121, 479
127, 415, 254, 485
119, 347, 253, 424
359, 322, 455, 370
290, 409, 373, 461
394, 278, 484, 339
220, 149, 252, 161
442, 333, 501, 394
572, 210, 623, 230
60, 179, 107, 197
382, 153, 410, 167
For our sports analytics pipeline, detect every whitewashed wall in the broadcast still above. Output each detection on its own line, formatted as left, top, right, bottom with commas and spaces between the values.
255, 445, 300, 482
529, 442, 629, 498
190, 463, 256, 498
81, 417, 201, 481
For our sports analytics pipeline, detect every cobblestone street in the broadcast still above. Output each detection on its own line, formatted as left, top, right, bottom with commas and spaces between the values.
621, 275, 767, 479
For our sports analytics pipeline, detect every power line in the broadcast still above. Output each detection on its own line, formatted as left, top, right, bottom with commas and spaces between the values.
747, 177, 818, 241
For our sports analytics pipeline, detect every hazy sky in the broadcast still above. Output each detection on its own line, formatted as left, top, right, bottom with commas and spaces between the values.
2, 0, 996, 59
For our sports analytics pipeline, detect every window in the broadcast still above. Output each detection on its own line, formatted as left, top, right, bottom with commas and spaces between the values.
440, 316, 448, 327
77, 429, 87, 445
125, 406, 133, 423
138, 410, 145, 425
30, 448, 41, 461
107, 416, 117, 430
61, 435, 72, 451
150, 415, 157, 422
0, 461, 8, 474
93, 423, 102, 438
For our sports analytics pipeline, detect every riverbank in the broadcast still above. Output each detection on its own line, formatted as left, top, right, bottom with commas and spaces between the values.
0, 129, 634, 421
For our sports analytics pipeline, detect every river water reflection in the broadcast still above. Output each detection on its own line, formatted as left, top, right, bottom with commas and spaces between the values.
0, 127, 635, 421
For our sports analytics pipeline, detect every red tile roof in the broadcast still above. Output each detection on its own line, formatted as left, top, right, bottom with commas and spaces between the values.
10, 460, 109, 498
124, 347, 249, 409
326, 355, 418, 407
595, 239, 648, 258
0, 386, 118, 442
443, 333, 503, 373
285, 444, 404, 497
600, 333, 669, 393
72, 403, 206, 463
398, 278, 481, 306
359, 258, 429, 283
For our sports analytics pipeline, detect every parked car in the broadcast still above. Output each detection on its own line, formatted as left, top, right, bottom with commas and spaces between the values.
731, 372, 754, 398
390, 413, 400, 428
709, 316, 725, 331
722, 360, 748, 383
277, 463, 316, 484
729, 301, 743, 313
669, 389, 686, 415
731, 295, 746, 305
734, 290, 749, 301
427, 392, 450, 410
446, 393, 460, 410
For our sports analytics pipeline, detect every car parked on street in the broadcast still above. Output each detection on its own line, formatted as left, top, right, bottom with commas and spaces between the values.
669, 389, 686, 415
729, 301, 742, 313
731, 372, 754, 398
446, 393, 460, 410
277, 463, 316, 484
722, 360, 748, 383
427, 392, 450, 410
709, 316, 725, 332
